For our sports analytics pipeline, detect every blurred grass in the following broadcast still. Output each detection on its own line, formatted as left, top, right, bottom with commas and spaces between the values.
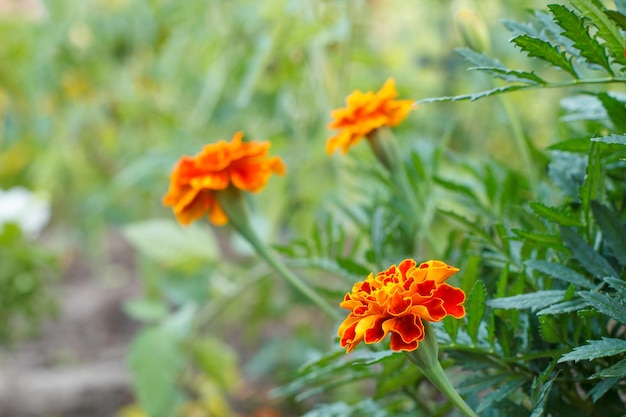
1, 0, 555, 251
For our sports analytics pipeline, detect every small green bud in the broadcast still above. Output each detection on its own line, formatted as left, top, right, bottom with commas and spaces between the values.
455, 7, 491, 54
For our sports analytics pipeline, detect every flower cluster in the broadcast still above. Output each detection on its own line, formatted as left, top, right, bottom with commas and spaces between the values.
338, 259, 466, 353
326, 78, 414, 154
163, 131, 286, 226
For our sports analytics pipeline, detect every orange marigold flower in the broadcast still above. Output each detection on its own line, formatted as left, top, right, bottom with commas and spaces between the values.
163, 131, 286, 226
326, 78, 414, 154
338, 259, 466, 353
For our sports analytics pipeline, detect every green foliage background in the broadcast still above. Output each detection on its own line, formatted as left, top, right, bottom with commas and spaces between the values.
1, 0, 625, 416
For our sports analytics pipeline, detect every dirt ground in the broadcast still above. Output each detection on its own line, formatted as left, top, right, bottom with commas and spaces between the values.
0, 232, 140, 417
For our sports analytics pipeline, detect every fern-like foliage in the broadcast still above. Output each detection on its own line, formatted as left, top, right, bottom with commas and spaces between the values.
420, 0, 626, 104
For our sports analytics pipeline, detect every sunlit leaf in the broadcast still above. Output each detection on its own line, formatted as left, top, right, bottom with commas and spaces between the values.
558, 337, 626, 362
526, 260, 595, 288
548, 4, 613, 74
488, 290, 567, 312
511, 34, 577, 78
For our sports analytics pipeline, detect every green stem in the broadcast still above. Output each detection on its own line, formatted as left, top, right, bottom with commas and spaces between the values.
418, 360, 480, 417
405, 322, 480, 417
418, 77, 626, 105
217, 188, 341, 321
498, 94, 537, 194
367, 128, 439, 254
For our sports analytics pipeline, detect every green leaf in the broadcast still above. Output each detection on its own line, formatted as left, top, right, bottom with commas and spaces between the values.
539, 315, 565, 343
579, 291, 626, 324
591, 201, 626, 266
596, 93, 626, 132
589, 376, 621, 402
571, 0, 626, 67
335, 256, 372, 278
417, 85, 528, 104
537, 299, 589, 315
472, 66, 546, 85
548, 4, 613, 74
488, 290, 567, 311
590, 134, 626, 145
546, 138, 593, 152
591, 357, 626, 378
558, 337, 626, 362
604, 10, 626, 31
560, 226, 617, 278
526, 260, 595, 288
529, 201, 583, 226
476, 377, 526, 413
604, 276, 626, 298
580, 141, 602, 220
456, 47, 504, 68
530, 373, 556, 417
511, 34, 577, 78
467, 280, 486, 345
123, 298, 169, 322
187, 337, 240, 391
128, 326, 184, 417
512, 229, 566, 250
123, 219, 218, 267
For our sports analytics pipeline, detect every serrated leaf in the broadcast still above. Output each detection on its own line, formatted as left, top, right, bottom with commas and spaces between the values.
502, 19, 540, 37
558, 337, 626, 362
530, 373, 556, 417
590, 134, 626, 145
456, 47, 504, 68
511, 34, 578, 78
488, 290, 567, 311
540, 315, 566, 343
471, 66, 546, 85
128, 327, 184, 417
537, 298, 589, 315
604, 9, 626, 31
513, 229, 566, 251
597, 92, 626, 132
571, 0, 626, 67
589, 376, 621, 402
335, 257, 372, 277
458, 373, 511, 395
591, 201, 626, 266
604, 276, 626, 298
529, 201, 583, 226
525, 260, 595, 288
476, 378, 526, 413
548, 4, 614, 74
560, 226, 617, 278
591, 357, 626, 378
579, 291, 626, 324
417, 85, 528, 104
467, 280, 486, 345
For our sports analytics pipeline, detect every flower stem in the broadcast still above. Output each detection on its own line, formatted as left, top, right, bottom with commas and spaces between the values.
217, 187, 341, 321
367, 128, 438, 254
405, 322, 480, 417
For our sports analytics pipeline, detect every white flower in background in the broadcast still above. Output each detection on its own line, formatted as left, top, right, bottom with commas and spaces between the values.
0, 187, 50, 238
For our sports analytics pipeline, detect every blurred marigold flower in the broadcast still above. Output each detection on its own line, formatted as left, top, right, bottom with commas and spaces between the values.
163, 131, 286, 226
338, 259, 466, 353
326, 78, 414, 154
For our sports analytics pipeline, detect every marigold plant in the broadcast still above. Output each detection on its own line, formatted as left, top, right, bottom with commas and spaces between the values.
326, 78, 414, 154
338, 259, 466, 353
163, 131, 286, 226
